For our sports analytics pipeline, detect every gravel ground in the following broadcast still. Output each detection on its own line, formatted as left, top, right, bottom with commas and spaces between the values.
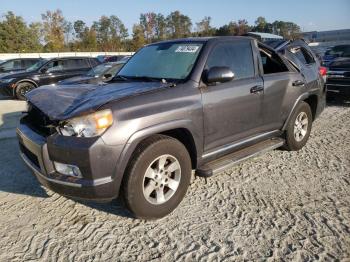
0, 99, 349, 261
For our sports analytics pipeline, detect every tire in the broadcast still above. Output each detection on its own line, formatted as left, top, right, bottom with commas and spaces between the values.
283, 101, 313, 151
123, 135, 192, 219
15, 82, 35, 100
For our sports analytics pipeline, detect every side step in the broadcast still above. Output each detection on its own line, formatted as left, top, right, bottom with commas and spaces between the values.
196, 138, 285, 177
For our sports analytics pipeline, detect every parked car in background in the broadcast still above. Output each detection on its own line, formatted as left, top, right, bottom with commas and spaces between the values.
326, 57, 350, 99
18, 37, 325, 219
96, 55, 131, 63
59, 61, 125, 85
0, 57, 100, 100
322, 44, 350, 67
0, 58, 42, 74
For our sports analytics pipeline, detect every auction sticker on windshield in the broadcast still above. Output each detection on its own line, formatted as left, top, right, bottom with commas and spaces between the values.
175, 45, 200, 53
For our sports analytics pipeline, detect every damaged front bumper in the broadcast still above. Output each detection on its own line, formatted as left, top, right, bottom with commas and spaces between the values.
17, 119, 124, 201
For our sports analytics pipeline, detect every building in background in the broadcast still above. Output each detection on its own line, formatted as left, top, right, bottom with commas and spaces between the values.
301, 29, 350, 42
245, 32, 283, 42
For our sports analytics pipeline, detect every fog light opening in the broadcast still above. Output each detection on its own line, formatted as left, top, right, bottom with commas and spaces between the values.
54, 162, 82, 178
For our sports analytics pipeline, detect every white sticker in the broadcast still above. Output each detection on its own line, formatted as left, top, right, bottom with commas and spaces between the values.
175, 45, 200, 53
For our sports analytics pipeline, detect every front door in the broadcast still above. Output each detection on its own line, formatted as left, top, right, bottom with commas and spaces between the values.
201, 40, 264, 153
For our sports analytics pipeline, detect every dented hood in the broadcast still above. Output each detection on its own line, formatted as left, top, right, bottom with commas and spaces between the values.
26, 81, 169, 120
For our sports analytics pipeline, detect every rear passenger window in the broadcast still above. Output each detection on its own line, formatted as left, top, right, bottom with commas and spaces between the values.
259, 47, 289, 74
206, 41, 255, 79
293, 47, 315, 65
65, 59, 89, 70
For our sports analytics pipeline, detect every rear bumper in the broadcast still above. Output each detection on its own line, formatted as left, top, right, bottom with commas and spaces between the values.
17, 121, 125, 201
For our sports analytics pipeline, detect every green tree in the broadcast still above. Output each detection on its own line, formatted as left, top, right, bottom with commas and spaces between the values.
196, 16, 215, 36
41, 9, 66, 51
131, 24, 146, 51
254, 16, 267, 32
216, 21, 238, 36
92, 15, 128, 51
272, 20, 301, 39
0, 11, 42, 52
166, 11, 192, 38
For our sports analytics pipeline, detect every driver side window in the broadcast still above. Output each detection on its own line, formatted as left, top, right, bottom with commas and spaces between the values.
45, 60, 64, 73
206, 41, 255, 80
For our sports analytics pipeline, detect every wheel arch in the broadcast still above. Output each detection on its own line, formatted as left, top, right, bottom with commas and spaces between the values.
111, 120, 200, 197
282, 92, 319, 130
13, 79, 38, 96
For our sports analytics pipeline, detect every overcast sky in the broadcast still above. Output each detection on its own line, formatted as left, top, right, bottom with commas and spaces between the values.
1, 0, 349, 33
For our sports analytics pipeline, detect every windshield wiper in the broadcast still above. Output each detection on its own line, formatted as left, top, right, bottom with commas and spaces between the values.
125, 76, 164, 82
112, 75, 130, 81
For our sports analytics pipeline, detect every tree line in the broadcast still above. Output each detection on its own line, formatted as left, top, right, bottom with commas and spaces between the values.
0, 10, 301, 53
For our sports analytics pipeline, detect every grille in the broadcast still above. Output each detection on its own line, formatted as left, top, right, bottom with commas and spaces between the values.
19, 143, 40, 169
24, 104, 57, 137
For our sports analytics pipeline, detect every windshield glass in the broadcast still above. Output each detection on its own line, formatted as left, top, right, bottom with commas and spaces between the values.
86, 64, 113, 77
117, 42, 203, 80
26, 59, 47, 72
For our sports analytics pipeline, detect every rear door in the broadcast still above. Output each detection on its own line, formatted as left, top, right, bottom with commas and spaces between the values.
201, 40, 264, 153
63, 58, 92, 78
258, 44, 305, 131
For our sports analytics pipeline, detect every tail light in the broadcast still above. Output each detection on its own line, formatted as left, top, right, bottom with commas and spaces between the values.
319, 66, 327, 76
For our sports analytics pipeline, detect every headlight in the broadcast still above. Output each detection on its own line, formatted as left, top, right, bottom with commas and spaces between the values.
58, 109, 114, 137
0, 78, 15, 83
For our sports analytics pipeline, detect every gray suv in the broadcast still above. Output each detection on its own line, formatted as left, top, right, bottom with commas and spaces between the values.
17, 37, 325, 219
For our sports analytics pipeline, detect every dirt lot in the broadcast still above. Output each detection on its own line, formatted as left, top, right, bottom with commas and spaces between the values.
0, 99, 349, 261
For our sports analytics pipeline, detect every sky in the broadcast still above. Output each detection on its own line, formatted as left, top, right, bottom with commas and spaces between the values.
0, 0, 349, 33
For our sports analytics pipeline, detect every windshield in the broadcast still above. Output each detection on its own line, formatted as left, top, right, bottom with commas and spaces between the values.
26, 59, 47, 72
117, 42, 203, 80
86, 64, 113, 77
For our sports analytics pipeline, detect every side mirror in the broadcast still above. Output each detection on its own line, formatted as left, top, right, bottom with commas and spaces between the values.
204, 66, 234, 84
40, 68, 48, 73
103, 73, 112, 79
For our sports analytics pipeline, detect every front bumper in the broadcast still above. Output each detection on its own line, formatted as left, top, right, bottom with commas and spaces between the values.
0, 82, 13, 96
17, 121, 124, 201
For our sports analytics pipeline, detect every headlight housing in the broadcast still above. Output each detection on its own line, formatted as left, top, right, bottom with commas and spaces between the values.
58, 109, 114, 137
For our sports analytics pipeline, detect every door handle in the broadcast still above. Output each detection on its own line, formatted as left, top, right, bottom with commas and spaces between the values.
250, 85, 264, 94
292, 80, 305, 86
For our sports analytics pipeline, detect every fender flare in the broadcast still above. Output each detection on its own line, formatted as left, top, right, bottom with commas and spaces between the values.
282, 92, 316, 130
110, 119, 199, 195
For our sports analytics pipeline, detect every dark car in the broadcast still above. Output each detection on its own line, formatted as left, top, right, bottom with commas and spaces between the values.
0, 57, 100, 99
326, 57, 350, 99
96, 55, 130, 63
17, 37, 325, 219
58, 62, 125, 85
322, 45, 350, 67
0, 58, 42, 74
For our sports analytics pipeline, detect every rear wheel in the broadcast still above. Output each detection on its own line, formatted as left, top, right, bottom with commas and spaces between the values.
15, 82, 35, 100
283, 101, 312, 151
123, 135, 192, 219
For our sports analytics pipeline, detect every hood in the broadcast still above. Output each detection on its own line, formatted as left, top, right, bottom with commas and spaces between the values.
26, 81, 171, 120
59, 75, 97, 85
0, 70, 33, 79
0, 70, 27, 79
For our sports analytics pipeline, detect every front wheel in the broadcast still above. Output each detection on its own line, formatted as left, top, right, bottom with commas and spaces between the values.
283, 101, 313, 151
123, 135, 192, 219
15, 82, 35, 100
